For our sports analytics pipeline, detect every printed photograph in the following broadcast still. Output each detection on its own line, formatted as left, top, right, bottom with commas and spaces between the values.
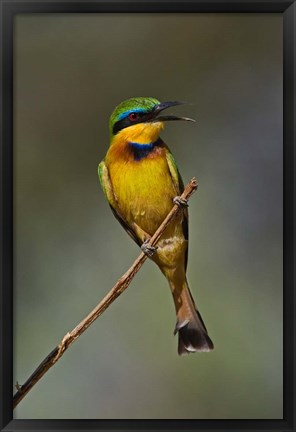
14, 13, 283, 419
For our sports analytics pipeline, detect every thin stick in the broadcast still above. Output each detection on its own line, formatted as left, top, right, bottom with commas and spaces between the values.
13, 178, 198, 409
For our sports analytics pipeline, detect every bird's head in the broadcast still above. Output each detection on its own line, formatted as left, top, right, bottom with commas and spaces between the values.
109, 97, 195, 144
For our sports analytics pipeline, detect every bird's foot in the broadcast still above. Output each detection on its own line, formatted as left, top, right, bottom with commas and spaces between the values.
141, 239, 157, 257
173, 196, 188, 208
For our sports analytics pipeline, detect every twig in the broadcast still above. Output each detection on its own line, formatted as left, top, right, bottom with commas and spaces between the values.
13, 178, 198, 409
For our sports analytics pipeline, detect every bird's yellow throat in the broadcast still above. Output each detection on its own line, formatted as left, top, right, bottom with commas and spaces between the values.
112, 122, 164, 145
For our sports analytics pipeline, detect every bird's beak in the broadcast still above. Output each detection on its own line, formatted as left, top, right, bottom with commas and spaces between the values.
149, 101, 195, 123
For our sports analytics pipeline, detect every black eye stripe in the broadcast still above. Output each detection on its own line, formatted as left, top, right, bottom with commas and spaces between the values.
113, 110, 153, 135
113, 118, 130, 135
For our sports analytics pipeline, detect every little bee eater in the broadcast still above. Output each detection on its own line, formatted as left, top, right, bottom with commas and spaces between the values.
98, 97, 214, 354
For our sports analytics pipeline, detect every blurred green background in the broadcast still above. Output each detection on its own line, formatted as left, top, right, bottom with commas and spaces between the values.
14, 13, 283, 419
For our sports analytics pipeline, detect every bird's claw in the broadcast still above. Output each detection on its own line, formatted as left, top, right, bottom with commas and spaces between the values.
141, 239, 157, 257
173, 196, 188, 208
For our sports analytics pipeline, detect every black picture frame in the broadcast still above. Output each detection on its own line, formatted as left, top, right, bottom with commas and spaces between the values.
0, 1, 295, 431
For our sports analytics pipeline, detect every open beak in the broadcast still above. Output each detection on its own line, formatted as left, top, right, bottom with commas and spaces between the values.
149, 101, 195, 123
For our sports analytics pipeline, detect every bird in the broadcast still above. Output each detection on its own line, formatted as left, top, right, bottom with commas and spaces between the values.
98, 97, 214, 354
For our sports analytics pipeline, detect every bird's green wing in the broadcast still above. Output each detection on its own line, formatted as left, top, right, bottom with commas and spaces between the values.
98, 160, 141, 246
166, 151, 184, 195
166, 151, 189, 270
98, 160, 117, 208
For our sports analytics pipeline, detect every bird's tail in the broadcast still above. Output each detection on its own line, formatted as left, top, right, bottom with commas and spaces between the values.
169, 274, 214, 355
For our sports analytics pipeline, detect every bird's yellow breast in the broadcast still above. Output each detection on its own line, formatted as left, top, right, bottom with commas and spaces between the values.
106, 145, 177, 236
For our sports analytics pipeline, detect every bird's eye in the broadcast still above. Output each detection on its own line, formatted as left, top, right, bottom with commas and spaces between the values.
128, 112, 139, 121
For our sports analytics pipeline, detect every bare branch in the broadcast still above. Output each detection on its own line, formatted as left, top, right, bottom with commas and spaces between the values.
13, 178, 198, 409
